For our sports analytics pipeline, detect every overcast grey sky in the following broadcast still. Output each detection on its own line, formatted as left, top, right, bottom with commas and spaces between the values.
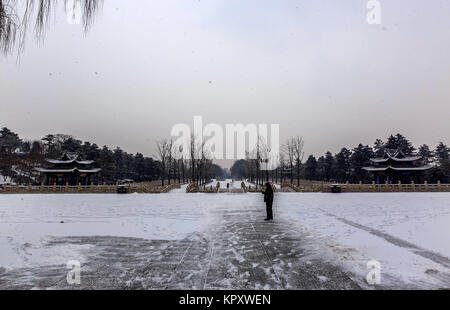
1, 0, 450, 161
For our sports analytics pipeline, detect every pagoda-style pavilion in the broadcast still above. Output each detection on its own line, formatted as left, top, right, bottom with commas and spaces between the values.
35, 152, 101, 185
363, 150, 432, 184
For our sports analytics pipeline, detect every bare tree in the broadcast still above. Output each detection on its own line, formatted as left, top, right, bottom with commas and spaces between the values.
278, 151, 286, 184
284, 138, 295, 184
156, 139, 171, 186
166, 139, 174, 184
0, 0, 17, 53
292, 136, 305, 186
188, 134, 197, 184
246, 140, 261, 185
1, 0, 102, 54
258, 136, 272, 183
175, 144, 184, 184
199, 139, 213, 185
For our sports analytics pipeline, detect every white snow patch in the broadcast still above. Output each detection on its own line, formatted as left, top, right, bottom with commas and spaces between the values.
276, 193, 450, 288
0, 193, 216, 269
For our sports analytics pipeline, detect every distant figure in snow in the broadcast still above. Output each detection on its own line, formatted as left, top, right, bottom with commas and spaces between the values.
227, 183, 230, 189
262, 183, 274, 221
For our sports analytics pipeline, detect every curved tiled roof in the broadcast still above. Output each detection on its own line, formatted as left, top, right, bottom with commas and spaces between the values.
370, 150, 423, 163
46, 159, 94, 165
35, 168, 101, 173
45, 152, 94, 165
363, 165, 432, 172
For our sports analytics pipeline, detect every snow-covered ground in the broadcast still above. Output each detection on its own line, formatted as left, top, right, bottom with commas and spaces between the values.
0, 194, 216, 269
276, 193, 450, 288
0, 192, 449, 289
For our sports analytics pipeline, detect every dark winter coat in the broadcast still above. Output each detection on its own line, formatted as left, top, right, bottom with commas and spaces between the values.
263, 183, 274, 204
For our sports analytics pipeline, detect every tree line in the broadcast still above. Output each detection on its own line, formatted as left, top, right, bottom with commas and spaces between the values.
155, 135, 224, 186
2, 128, 449, 185
230, 134, 450, 184
0, 127, 224, 185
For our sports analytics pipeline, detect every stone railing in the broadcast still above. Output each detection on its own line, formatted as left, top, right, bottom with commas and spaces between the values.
160, 183, 181, 193
3, 181, 448, 194
186, 183, 200, 193
245, 183, 277, 193
0, 183, 181, 194
279, 181, 450, 193
280, 183, 298, 192
329, 181, 450, 193
186, 182, 218, 193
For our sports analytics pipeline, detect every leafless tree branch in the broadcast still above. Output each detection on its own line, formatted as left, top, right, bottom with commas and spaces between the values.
0, 0, 102, 55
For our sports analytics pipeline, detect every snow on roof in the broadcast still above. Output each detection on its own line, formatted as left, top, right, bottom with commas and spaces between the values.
370, 150, 423, 163
46, 159, 94, 165
76, 160, 95, 165
78, 169, 101, 173
0, 175, 15, 185
363, 165, 433, 172
370, 156, 423, 163
35, 168, 101, 173
46, 152, 94, 165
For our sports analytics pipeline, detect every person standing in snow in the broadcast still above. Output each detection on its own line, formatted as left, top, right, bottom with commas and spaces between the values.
262, 183, 274, 221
